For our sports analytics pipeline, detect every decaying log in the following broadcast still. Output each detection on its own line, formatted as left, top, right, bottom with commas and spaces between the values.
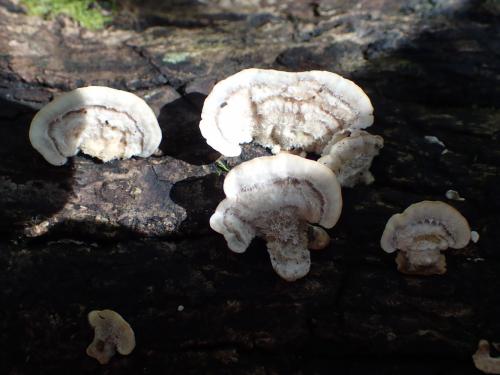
1, 0, 500, 373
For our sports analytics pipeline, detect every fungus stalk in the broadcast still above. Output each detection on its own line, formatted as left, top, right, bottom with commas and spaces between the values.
257, 207, 311, 281
396, 249, 446, 275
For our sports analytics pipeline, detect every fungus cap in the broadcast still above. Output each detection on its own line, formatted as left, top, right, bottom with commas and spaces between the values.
380, 200, 471, 275
200, 68, 373, 157
473, 340, 500, 374
471, 230, 480, 243
86, 309, 135, 365
210, 153, 342, 281
318, 130, 383, 187
381, 201, 471, 253
29, 86, 161, 165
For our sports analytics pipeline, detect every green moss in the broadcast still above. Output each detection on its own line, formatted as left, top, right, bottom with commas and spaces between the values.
162, 52, 191, 64
21, 0, 116, 30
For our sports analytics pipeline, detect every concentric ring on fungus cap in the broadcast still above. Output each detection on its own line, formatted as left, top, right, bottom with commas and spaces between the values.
29, 86, 161, 165
199, 68, 374, 157
210, 153, 342, 281
380, 200, 471, 275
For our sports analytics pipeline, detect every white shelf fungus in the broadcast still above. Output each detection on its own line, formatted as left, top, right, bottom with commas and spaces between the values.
318, 130, 384, 187
473, 340, 500, 374
199, 68, 374, 157
86, 309, 136, 365
445, 189, 465, 201
29, 86, 161, 165
210, 153, 342, 281
471, 230, 480, 243
380, 201, 471, 275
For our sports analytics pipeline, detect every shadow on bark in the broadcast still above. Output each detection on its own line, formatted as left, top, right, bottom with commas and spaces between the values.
266, 0, 500, 363
0, 97, 74, 237
158, 95, 220, 165
115, 0, 247, 30
170, 172, 225, 235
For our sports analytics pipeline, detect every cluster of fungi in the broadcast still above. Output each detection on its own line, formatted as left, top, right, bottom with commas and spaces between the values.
29, 69, 485, 368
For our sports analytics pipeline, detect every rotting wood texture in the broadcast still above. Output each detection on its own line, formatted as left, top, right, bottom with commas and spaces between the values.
1, 0, 500, 374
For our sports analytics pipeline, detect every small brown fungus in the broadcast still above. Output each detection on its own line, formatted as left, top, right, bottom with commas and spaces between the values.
473, 340, 500, 374
307, 225, 331, 250
86, 309, 135, 365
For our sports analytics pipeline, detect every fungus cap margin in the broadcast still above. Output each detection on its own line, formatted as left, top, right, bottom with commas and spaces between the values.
199, 68, 374, 157
220, 153, 342, 228
380, 200, 471, 254
29, 86, 161, 165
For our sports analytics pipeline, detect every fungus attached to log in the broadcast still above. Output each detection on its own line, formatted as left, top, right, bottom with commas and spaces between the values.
29, 86, 161, 165
86, 309, 136, 365
473, 340, 500, 374
199, 68, 373, 157
307, 225, 331, 250
210, 153, 342, 281
318, 129, 383, 187
380, 201, 471, 275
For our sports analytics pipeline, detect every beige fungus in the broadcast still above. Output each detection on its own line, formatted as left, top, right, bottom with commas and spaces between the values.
318, 129, 383, 187
86, 309, 135, 365
29, 86, 161, 165
380, 200, 471, 275
308, 225, 331, 250
473, 340, 500, 374
210, 153, 342, 281
199, 68, 374, 157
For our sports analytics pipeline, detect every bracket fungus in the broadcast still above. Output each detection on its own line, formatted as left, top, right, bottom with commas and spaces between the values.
29, 86, 161, 165
210, 153, 342, 281
473, 340, 500, 374
86, 309, 135, 365
199, 68, 373, 157
380, 201, 471, 275
318, 130, 383, 187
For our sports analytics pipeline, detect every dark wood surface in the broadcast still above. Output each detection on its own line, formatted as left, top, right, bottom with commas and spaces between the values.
1, 0, 499, 373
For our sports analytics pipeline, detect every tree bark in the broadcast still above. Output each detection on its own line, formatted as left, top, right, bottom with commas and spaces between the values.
1, 0, 499, 373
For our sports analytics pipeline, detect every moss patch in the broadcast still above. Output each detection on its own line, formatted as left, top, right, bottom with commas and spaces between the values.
21, 0, 115, 30
162, 52, 191, 64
